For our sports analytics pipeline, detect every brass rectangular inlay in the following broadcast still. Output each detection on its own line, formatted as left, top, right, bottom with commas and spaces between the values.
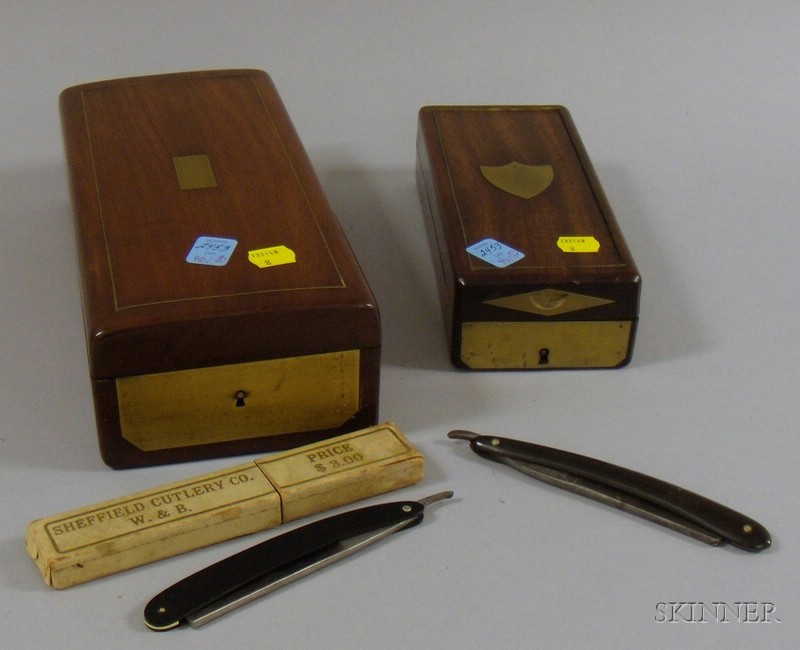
172, 154, 217, 190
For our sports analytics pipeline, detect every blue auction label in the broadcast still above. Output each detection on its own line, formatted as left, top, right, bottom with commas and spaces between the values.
186, 236, 238, 266
466, 238, 525, 268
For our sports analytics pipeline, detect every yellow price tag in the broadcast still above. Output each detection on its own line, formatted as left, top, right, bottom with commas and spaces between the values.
248, 245, 296, 268
557, 236, 600, 253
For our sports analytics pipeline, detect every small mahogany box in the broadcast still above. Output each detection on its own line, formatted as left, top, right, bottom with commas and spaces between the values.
60, 70, 380, 467
416, 106, 640, 370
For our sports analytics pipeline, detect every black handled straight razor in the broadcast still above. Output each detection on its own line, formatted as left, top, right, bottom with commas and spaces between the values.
144, 491, 454, 630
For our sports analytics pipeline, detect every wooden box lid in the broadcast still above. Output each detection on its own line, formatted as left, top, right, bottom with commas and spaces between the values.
417, 105, 640, 324
61, 70, 379, 379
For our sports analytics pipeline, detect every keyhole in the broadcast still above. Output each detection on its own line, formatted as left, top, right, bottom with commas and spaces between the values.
235, 390, 247, 408
538, 348, 550, 365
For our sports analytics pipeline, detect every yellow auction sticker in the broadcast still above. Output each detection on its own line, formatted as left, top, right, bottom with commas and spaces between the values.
248, 245, 296, 268
557, 236, 600, 253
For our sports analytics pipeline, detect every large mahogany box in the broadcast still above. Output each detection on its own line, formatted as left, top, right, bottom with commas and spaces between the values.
416, 105, 640, 370
60, 70, 380, 467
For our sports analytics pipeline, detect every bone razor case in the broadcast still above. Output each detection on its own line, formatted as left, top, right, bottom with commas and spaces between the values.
416, 105, 640, 369
60, 70, 380, 467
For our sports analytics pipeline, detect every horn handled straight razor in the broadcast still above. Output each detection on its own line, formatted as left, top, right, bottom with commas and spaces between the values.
448, 431, 770, 552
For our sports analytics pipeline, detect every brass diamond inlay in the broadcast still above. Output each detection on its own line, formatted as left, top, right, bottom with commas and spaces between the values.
484, 288, 614, 316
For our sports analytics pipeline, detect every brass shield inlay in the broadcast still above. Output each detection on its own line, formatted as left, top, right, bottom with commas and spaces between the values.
480, 162, 554, 199
173, 154, 217, 190
485, 288, 614, 316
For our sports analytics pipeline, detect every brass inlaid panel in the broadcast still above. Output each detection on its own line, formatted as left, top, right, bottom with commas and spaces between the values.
460, 321, 632, 369
117, 350, 361, 450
